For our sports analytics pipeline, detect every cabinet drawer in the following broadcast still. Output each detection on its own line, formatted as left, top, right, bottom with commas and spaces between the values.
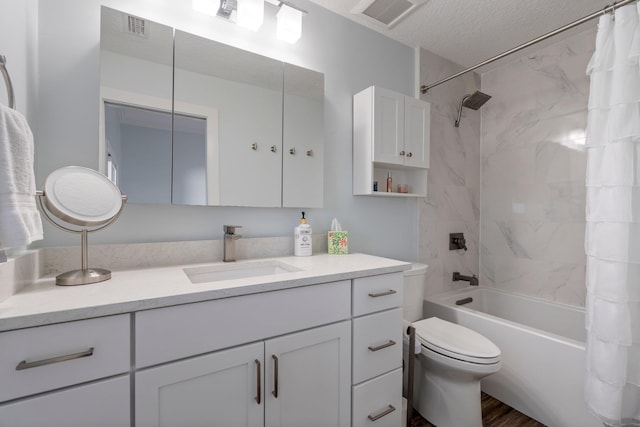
352, 308, 402, 384
0, 375, 130, 427
352, 273, 402, 316
352, 368, 402, 427
0, 314, 130, 402
136, 281, 351, 368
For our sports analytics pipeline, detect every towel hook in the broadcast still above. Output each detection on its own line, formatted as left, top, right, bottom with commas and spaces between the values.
0, 55, 16, 109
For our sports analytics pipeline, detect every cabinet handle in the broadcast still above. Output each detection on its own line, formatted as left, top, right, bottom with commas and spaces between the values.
368, 289, 397, 298
406, 152, 413, 157
16, 347, 94, 371
251, 143, 258, 150
368, 340, 396, 352
368, 404, 396, 422
272, 355, 279, 398
270, 145, 277, 153
289, 148, 296, 155
399, 150, 405, 156
306, 149, 313, 156
255, 359, 261, 404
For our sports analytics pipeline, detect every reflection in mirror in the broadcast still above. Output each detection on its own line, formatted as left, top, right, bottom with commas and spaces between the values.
104, 103, 208, 205
283, 64, 324, 208
99, 6, 173, 199
174, 30, 283, 207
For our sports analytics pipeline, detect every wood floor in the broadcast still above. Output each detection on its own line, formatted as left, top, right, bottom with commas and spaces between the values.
409, 392, 546, 427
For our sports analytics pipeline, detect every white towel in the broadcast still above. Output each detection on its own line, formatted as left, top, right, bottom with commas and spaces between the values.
0, 104, 43, 250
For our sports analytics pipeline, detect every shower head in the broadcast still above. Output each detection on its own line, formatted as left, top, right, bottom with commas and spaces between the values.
455, 91, 491, 127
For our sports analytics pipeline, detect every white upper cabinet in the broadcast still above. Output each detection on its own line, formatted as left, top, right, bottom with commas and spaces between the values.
353, 86, 431, 197
404, 96, 430, 168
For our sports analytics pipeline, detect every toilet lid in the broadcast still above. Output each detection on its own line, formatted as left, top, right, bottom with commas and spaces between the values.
412, 317, 501, 364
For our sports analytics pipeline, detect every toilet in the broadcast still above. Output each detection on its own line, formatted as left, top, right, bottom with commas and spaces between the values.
403, 264, 501, 427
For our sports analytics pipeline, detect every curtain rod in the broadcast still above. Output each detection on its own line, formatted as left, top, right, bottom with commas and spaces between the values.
420, 0, 637, 93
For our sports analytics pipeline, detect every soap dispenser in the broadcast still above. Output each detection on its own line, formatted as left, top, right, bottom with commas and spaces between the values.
294, 212, 312, 256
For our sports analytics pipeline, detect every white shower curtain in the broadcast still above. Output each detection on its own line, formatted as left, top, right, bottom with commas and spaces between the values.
585, 4, 640, 426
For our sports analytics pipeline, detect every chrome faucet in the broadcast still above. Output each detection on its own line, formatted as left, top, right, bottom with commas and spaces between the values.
223, 225, 242, 262
452, 272, 478, 286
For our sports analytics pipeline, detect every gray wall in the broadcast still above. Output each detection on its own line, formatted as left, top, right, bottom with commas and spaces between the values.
6, 0, 418, 261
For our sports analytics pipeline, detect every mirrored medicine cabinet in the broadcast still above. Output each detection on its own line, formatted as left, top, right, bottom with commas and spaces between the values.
99, 6, 324, 208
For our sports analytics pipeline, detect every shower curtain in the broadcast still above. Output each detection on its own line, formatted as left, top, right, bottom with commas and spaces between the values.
585, 4, 640, 426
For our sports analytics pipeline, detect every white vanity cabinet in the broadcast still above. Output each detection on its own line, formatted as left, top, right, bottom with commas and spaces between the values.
353, 85, 430, 197
0, 314, 131, 427
134, 281, 352, 427
351, 273, 404, 427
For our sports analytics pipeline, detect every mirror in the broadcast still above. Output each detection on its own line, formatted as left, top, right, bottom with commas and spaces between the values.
99, 7, 324, 208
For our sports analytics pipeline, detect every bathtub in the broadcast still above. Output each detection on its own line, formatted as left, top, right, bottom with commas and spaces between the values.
422, 286, 600, 427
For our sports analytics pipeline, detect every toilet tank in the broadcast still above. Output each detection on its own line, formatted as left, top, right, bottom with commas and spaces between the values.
403, 263, 428, 322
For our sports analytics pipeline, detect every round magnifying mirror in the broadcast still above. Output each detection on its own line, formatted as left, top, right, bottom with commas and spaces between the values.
43, 166, 124, 227
37, 166, 127, 286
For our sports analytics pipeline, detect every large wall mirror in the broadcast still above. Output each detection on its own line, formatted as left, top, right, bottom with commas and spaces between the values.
99, 6, 324, 208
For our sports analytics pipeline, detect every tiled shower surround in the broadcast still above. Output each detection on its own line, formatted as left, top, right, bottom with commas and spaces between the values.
419, 28, 595, 307
481, 29, 595, 307
418, 50, 482, 296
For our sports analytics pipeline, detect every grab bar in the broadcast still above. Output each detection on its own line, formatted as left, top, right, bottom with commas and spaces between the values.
0, 55, 15, 109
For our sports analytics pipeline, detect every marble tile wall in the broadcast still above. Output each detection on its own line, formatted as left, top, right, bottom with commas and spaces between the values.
418, 50, 482, 296
480, 29, 595, 306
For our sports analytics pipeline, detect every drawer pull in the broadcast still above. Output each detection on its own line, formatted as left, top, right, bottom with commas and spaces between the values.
16, 347, 94, 371
255, 359, 262, 404
368, 340, 396, 352
272, 354, 279, 398
368, 289, 397, 298
368, 404, 396, 422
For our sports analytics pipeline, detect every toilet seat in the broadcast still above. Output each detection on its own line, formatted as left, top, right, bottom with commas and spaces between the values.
412, 317, 501, 365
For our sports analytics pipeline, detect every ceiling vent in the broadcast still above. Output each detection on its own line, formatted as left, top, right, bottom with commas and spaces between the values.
351, 0, 428, 28
125, 14, 148, 38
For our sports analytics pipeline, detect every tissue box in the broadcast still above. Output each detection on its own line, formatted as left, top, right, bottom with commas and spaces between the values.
328, 231, 349, 255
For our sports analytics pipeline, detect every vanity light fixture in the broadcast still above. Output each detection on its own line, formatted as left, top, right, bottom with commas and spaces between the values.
276, 1, 305, 44
193, 0, 307, 43
237, 0, 264, 31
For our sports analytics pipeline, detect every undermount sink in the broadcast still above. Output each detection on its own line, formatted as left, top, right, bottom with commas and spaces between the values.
184, 260, 302, 284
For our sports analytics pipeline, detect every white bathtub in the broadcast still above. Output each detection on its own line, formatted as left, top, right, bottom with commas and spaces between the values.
423, 286, 600, 427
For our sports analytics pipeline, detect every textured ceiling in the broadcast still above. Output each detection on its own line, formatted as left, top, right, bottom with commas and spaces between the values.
308, 0, 611, 70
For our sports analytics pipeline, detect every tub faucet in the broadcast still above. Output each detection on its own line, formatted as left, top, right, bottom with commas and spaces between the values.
223, 225, 242, 262
452, 272, 478, 286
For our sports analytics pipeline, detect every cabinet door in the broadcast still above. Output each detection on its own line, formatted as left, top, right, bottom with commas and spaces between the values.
372, 87, 404, 165
282, 63, 324, 208
136, 342, 264, 427
265, 321, 351, 427
0, 375, 130, 427
404, 97, 430, 168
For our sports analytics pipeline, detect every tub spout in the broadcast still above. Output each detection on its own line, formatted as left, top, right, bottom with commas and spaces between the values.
452, 272, 478, 286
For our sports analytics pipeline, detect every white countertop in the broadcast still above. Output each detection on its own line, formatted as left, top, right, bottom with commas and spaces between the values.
0, 253, 410, 332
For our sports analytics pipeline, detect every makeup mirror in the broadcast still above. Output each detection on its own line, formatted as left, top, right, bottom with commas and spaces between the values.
37, 166, 127, 286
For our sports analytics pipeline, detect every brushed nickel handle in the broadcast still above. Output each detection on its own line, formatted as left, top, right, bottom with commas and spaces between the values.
399, 150, 405, 156
272, 354, 279, 398
16, 347, 94, 371
368, 340, 396, 352
368, 289, 397, 298
289, 148, 296, 155
368, 404, 396, 422
251, 143, 258, 150
406, 152, 413, 157
270, 145, 277, 153
306, 149, 313, 156
255, 359, 261, 404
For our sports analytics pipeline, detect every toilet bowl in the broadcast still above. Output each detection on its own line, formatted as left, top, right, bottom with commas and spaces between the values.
412, 316, 501, 427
